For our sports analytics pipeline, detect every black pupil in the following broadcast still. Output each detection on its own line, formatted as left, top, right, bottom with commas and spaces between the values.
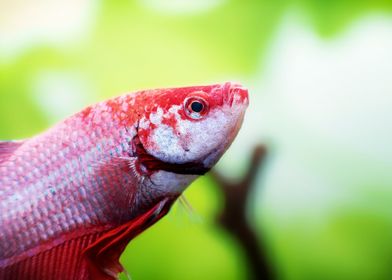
191, 101, 203, 113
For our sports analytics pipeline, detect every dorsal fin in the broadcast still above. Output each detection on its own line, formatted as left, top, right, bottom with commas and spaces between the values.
0, 141, 24, 164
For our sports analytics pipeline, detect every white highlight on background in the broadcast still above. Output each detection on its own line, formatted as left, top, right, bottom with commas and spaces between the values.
218, 13, 392, 218
139, 0, 225, 15
0, 0, 99, 60
33, 72, 93, 121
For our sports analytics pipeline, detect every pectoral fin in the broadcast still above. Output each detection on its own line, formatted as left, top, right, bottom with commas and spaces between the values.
83, 197, 175, 279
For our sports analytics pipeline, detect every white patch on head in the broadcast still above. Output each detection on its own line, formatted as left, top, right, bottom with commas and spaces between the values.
150, 107, 163, 125
164, 104, 184, 133
139, 116, 150, 129
148, 102, 247, 166
167, 105, 182, 116
150, 124, 182, 155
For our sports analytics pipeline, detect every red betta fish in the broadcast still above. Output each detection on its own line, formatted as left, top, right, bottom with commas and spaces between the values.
0, 82, 249, 280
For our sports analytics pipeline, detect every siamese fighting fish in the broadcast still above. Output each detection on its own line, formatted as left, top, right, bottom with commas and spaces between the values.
0, 82, 249, 279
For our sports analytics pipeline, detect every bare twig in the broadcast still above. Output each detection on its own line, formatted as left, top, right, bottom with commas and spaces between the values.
211, 145, 273, 280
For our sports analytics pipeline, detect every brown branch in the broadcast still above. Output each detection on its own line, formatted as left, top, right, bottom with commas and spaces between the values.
210, 145, 273, 280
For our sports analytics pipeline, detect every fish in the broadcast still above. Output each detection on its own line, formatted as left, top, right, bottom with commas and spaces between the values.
0, 82, 249, 280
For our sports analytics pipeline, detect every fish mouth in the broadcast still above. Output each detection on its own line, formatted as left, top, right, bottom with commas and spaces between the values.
223, 82, 249, 107
132, 135, 210, 176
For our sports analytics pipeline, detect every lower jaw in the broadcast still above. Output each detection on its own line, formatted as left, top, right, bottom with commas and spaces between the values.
132, 135, 210, 176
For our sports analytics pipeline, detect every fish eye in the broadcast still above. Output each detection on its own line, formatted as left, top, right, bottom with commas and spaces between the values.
190, 101, 203, 113
184, 96, 208, 119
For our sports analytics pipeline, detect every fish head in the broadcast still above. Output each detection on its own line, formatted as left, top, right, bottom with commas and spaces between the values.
132, 81, 249, 196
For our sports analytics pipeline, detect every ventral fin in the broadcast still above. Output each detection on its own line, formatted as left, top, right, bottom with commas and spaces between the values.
0, 140, 24, 164
83, 197, 175, 280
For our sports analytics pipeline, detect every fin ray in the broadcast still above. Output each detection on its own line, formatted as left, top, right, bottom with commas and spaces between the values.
0, 141, 24, 164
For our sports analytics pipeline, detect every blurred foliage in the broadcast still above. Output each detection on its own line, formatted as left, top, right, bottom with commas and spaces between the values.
1, 0, 392, 279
